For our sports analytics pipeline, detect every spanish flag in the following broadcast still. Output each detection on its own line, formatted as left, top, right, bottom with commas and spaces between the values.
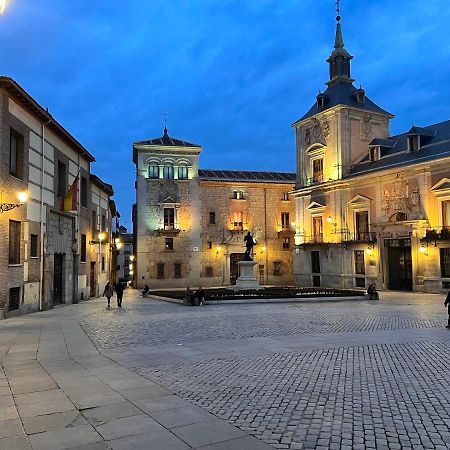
62, 174, 78, 212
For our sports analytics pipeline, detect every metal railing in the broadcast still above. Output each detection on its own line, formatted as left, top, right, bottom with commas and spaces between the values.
422, 227, 450, 243
342, 231, 377, 243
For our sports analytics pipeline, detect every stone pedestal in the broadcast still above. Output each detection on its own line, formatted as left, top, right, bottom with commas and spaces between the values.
234, 260, 261, 290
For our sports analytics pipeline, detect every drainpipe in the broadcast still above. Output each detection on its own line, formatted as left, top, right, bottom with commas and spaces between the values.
39, 115, 52, 311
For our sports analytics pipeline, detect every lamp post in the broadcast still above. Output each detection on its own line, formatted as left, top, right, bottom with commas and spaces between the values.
0, 191, 28, 213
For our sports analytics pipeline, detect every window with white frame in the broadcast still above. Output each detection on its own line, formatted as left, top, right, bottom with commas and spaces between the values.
163, 208, 175, 230
312, 158, 324, 183
163, 163, 174, 180
149, 164, 159, 179
178, 164, 188, 180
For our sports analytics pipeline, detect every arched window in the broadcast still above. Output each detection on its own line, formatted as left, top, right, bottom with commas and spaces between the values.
163, 163, 174, 180
148, 164, 159, 179
178, 164, 188, 180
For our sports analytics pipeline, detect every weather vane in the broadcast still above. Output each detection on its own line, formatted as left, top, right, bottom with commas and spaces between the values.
335, 0, 341, 21
162, 111, 168, 128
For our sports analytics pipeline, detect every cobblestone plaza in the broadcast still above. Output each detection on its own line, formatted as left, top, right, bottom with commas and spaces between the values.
1, 291, 450, 449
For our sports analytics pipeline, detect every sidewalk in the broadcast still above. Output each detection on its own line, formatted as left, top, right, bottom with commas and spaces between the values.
0, 303, 272, 450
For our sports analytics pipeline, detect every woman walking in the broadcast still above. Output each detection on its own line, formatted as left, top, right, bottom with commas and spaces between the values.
103, 281, 114, 308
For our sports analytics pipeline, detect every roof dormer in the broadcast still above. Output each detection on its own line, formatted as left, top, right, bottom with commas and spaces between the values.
353, 87, 365, 104
316, 92, 329, 108
369, 145, 380, 162
406, 125, 435, 151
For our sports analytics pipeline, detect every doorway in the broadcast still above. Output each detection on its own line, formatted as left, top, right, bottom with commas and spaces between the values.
230, 253, 246, 285
90, 262, 97, 298
311, 251, 321, 287
53, 254, 64, 305
387, 239, 412, 291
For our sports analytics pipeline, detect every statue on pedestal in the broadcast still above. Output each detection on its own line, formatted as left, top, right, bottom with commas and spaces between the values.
244, 232, 256, 260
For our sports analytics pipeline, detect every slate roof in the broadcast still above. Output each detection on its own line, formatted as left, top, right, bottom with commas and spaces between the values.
198, 169, 296, 183
350, 119, 450, 176
134, 127, 201, 148
293, 81, 393, 124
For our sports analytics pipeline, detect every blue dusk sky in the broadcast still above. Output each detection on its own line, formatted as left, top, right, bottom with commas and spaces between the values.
2, 0, 450, 227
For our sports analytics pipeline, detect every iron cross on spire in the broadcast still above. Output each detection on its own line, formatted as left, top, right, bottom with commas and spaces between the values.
335, 0, 341, 21
162, 111, 168, 128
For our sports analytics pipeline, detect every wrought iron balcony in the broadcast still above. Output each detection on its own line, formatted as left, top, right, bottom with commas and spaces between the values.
342, 231, 377, 243
422, 227, 450, 244
302, 175, 324, 187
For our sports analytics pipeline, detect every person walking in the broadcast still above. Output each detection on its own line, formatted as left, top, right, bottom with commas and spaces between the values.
445, 290, 450, 328
103, 281, 114, 308
115, 281, 125, 308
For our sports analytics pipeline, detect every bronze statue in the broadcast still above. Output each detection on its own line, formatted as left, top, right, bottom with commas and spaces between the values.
244, 231, 255, 260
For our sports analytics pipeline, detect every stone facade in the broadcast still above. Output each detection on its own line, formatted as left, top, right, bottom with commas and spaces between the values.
0, 77, 115, 316
133, 131, 295, 289
291, 19, 450, 294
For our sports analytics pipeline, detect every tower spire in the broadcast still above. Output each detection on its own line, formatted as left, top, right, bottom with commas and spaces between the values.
326, 0, 354, 86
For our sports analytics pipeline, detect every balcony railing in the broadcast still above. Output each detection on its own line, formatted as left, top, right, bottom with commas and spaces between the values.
342, 231, 377, 243
422, 227, 450, 244
302, 175, 325, 187
300, 234, 325, 245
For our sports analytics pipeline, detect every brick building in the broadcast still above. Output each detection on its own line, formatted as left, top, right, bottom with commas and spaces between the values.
291, 18, 450, 293
133, 128, 296, 288
0, 77, 115, 316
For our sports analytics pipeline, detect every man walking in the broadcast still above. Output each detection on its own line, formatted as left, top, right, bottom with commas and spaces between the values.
115, 281, 125, 308
445, 290, 450, 328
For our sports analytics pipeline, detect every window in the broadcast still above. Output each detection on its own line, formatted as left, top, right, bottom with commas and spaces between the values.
81, 177, 88, 208
281, 212, 290, 230
9, 287, 20, 311
101, 256, 105, 272
312, 158, 323, 183
157, 263, 165, 278
282, 192, 289, 201
283, 237, 290, 249
317, 95, 326, 108
273, 261, 282, 276
101, 214, 106, 231
369, 146, 380, 162
178, 165, 188, 180
354, 250, 365, 275
408, 135, 420, 151
163, 208, 175, 230
312, 216, 323, 243
80, 234, 87, 263
174, 263, 182, 278
57, 161, 67, 198
311, 251, 320, 273
163, 164, 174, 180
9, 220, 21, 265
205, 266, 213, 277
207, 241, 212, 249
443, 201, 450, 228
356, 89, 366, 103
355, 211, 369, 240
10, 129, 23, 179
232, 190, 244, 200
209, 212, 216, 225
92, 210, 97, 234
149, 164, 159, 179
233, 211, 243, 231
165, 237, 174, 251
441, 248, 450, 278
30, 234, 38, 258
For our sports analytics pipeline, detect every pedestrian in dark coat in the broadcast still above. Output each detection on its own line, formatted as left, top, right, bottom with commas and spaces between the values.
115, 282, 125, 308
445, 291, 450, 328
103, 282, 114, 308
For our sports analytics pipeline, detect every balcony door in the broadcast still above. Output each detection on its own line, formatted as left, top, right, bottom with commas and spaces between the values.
312, 216, 323, 243
355, 211, 369, 240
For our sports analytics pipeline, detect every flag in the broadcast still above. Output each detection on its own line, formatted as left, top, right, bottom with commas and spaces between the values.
62, 174, 79, 212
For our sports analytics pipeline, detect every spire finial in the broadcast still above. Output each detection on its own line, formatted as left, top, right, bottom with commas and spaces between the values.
162, 111, 168, 136
336, 0, 341, 22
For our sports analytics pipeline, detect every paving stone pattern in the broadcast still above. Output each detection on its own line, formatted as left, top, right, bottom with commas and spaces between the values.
138, 341, 450, 449
81, 310, 443, 349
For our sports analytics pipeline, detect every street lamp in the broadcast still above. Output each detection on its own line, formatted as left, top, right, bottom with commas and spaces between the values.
0, 191, 28, 213
0, 0, 9, 15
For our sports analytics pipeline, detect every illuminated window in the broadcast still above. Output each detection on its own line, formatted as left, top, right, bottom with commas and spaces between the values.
312, 216, 323, 242
312, 158, 323, 183
283, 238, 290, 249
281, 212, 290, 230
165, 238, 174, 251
355, 211, 369, 240
443, 201, 450, 228
164, 208, 175, 230
282, 192, 289, 201
232, 190, 244, 200
233, 211, 243, 231
369, 146, 380, 161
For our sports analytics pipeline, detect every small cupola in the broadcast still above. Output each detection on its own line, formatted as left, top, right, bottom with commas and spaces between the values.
316, 92, 329, 108
353, 86, 365, 103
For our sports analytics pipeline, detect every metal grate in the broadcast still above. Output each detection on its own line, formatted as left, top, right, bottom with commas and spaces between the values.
9, 287, 20, 311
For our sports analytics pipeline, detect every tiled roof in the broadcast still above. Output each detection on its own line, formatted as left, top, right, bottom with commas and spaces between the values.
351, 119, 450, 176
134, 127, 201, 148
293, 81, 393, 124
199, 169, 296, 183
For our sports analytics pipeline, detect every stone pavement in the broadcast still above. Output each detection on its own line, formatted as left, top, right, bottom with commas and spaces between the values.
1, 289, 450, 449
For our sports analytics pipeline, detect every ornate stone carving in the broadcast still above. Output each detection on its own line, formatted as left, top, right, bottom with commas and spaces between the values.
304, 129, 311, 146
381, 173, 421, 217
322, 120, 330, 139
